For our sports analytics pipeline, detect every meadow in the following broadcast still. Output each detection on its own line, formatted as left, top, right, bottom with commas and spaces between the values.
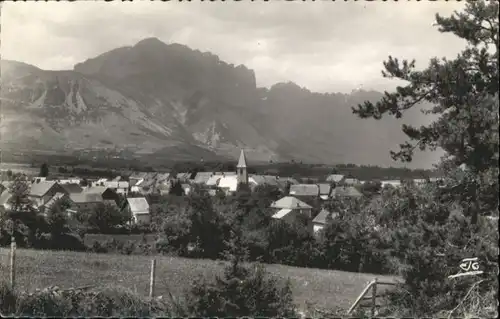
0, 248, 400, 312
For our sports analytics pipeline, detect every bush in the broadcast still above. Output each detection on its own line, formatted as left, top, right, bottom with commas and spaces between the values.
90, 241, 108, 254
33, 233, 87, 252
186, 261, 296, 317
1, 284, 177, 317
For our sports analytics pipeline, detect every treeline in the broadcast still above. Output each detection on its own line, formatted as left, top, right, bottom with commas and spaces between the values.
52, 161, 438, 182
5, 150, 437, 182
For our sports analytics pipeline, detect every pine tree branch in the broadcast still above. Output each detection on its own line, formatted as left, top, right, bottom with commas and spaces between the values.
447, 279, 485, 318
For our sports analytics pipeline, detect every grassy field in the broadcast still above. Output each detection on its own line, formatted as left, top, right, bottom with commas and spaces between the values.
0, 248, 400, 311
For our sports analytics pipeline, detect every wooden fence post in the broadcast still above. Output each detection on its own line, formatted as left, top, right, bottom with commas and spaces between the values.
149, 259, 156, 298
10, 237, 16, 290
371, 277, 377, 318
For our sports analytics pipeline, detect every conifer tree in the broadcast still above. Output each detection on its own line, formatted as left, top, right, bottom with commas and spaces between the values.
186, 207, 296, 317
353, 0, 499, 224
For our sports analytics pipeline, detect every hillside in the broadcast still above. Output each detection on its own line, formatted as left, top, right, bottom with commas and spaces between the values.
1, 37, 439, 167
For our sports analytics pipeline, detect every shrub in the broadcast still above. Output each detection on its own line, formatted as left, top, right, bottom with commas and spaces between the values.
90, 241, 108, 254
1, 284, 177, 317
186, 261, 296, 317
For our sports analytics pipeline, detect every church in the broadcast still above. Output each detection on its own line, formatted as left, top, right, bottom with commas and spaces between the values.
217, 149, 249, 194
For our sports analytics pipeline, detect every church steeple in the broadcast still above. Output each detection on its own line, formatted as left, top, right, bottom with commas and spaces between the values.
237, 149, 248, 185
237, 149, 247, 168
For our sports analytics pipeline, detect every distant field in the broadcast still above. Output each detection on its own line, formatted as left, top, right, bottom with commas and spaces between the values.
0, 162, 39, 175
0, 248, 400, 311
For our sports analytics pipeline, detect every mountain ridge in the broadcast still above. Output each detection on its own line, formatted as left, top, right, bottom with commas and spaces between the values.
0, 38, 439, 168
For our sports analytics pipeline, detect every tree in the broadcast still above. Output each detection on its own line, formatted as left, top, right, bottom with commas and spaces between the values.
6, 170, 13, 181
359, 180, 382, 197
185, 187, 226, 259
39, 163, 49, 177
169, 180, 184, 196
7, 177, 33, 213
352, 0, 498, 225
45, 197, 72, 237
2, 177, 44, 247
58, 166, 68, 174
78, 203, 130, 233
351, 3, 499, 313
186, 223, 296, 317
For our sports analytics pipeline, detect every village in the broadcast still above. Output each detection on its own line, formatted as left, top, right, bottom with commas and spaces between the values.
0, 149, 441, 237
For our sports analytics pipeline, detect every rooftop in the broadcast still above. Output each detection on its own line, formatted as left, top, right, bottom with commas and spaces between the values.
127, 197, 150, 213
270, 196, 312, 209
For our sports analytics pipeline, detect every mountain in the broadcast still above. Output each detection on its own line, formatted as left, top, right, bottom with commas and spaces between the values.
1, 38, 439, 167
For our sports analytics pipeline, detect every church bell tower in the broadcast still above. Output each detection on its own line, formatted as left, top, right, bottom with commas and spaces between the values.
237, 149, 248, 185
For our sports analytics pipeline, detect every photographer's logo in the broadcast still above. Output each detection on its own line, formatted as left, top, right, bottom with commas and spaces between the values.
448, 257, 484, 279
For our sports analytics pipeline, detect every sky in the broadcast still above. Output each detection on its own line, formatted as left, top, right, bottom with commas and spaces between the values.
1, 1, 467, 94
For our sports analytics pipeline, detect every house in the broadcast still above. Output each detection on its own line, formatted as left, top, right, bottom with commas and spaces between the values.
176, 172, 191, 182
318, 183, 332, 200
125, 197, 150, 224
103, 181, 130, 195
413, 178, 427, 185
0, 189, 13, 210
330, 186, 363, 198
289, 184, 320, 198
28, 181, 68, 208
130, 172, 158, 194
129, 172, 148, 186
270, 196, 314, 233
214, 171, 236, 177
207, 189, 218, 196
193, 172, 213, 184
218, 175, 239, 194
312, 208, 339, 233
270, 196, 314, 219
91, 178, 109, 187
249, 175, 280, 188
326, 174, 344, 183
68, 192, 105, 211
182, 184, 192, 195
381, 180, 402, 188
0, 182, 8, 195
276, 176, 299, 188
130, 181, 143, 193
157, 183, 171, 196
60, 183, 84, 194
342, 176, 360, 185
154, 173, 171, 188
58, 178, 81, 185
41, 192, 67, 214
31, 177, 47, 184
206, 175, 222, 187
84, 186, 119, 203
136, 178, 157, 195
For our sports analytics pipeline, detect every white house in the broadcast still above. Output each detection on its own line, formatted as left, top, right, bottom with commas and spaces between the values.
126, 197, 151, 224
217, 175, 239, 195
270, 196, 314, 233
28, 181, 68, 208
103, 181, 130, 196
312, 208, 339, 233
